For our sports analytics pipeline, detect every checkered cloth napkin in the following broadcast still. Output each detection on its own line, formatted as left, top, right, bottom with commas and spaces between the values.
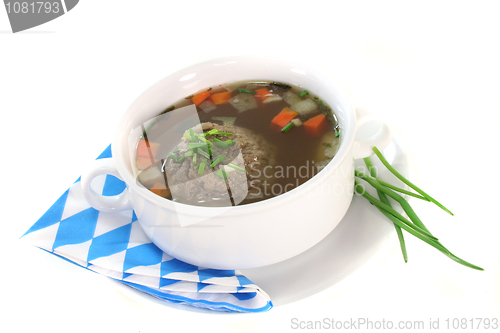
21, 145, 273, 313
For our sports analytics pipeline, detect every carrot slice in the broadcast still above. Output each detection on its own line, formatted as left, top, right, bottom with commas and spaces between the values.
192, 91, 211, 106
209, 91, 232, 105
303, 114, 327, 136
150, 182, 171, 198
255, 88, 273, 104
137, 140, 160, 158
271, 107, 299, 128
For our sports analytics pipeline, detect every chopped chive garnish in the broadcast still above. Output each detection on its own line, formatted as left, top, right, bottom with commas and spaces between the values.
168, 152, 179, 162
196, 148, 210, 159
197, 133, 206, 140
205, 129, 219, 136
213, 140, 228, 149
322, 143, 332, 147
204, 129, 233, 136
189, 142, 209, 150
189, 128, 196, 141
237, 88, 257, 94
193, 152, 197, 164
183, 133, 194, 141
183, 150, 194, 158
227, 163, 245, 172
210, 155, 225, 168
225, 139, 235, 146
198, 161, 206, 175
298, 90, 309, 98
281, 122, 295, 133
335, 129, 340, 138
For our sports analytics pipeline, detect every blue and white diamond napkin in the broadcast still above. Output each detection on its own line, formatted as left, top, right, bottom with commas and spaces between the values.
22, 145, 273, 313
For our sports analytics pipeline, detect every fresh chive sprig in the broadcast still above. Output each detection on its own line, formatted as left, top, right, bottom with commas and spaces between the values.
363, 157, 408, 263
372, 147, 453, 215
375, 178, 429, 201
356, 150, 483, 271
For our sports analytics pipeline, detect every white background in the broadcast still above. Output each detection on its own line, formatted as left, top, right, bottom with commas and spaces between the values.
1, 1, 499, 332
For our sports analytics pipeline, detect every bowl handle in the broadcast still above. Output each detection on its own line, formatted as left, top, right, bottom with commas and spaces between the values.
81, 158, 132, 212
351, 107, 394, 159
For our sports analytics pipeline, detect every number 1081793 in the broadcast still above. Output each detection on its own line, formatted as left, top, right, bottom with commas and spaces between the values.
5, 2, 60, 14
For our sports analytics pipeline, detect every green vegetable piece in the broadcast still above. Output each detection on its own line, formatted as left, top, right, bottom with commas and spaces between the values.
189, 142, 209, 150
196, 148, 210, 159
213, 138, 228, 149
196, 134, 209, 143
168, 152, 179, 162
205, 129, 219, 136
298, 90, 309, 98
204, 128, 233, 136
237, 88, 257, 94
198, 161, 206, 175
335, 129, 340, 138
189, 128, 196, 141
210, 155, 225, 168
227, 163, 245, 172
183, 150, 194, 158
183, 133, 194, 141
281, 122, 295, 133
